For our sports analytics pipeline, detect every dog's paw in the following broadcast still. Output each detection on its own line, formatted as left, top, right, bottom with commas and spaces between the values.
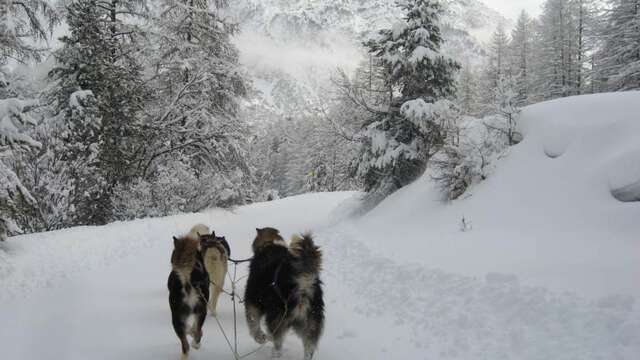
253, 332, 268, 344
191, 340, 201, 350
271, 348, 283, 358
271, 348, 282, 359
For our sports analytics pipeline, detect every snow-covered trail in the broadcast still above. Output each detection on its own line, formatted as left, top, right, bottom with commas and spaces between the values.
1, 192, 639, 360
0, 192, 379, 360
320, 224, 640, 359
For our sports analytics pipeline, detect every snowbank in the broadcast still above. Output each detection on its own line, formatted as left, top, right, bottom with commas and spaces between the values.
355, 92, 640, 299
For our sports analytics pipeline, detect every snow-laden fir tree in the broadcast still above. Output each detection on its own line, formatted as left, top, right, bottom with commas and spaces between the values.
48, 0, 148, 225
509, 11, 535, 106
597, 0, 640, 91
483, 24, 511, 96
569, 0, 600, 94
354, 0, 460, 205
456, 60, 482, 116
0, 0, 59, 239
0, 0, 60, 65
0, 98, 40, 241
533, 0, 583, 99
12, 109, 75, 233
113, 0, 252, 218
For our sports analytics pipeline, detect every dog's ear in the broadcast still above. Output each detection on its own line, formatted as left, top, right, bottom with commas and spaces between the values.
173, 236, 179, 247
211, 230, 215, 237
256, 228, 261, 234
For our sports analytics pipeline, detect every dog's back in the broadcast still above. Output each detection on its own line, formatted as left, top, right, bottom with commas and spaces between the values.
245, 243, 297, 315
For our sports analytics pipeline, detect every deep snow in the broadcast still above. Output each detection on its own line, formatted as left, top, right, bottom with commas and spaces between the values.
1, 93, 640, 359
355, 92, 640, 299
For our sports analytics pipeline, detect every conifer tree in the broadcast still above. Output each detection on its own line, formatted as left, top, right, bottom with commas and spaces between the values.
0, 98, 40, 240
534, 0, 583, 99
354, 0, 460, 204
456, 61, 482, 116
485, 24, 511, 91
598, 0, 640, 91
0, 0, 60, 64
48, 0, 147, 224
125, 0, 252, 212
509, 11, 535, 105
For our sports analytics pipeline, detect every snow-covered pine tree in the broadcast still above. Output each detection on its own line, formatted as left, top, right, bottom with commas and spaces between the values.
484, 24, 511, 94
509, 11, 535, 105
583, 0, 607, 93
13, 110, 75, 233
118, 0, 252, 216
570, 0, 600, 94
48, 0, 148, 225
354, 0, 460, 204
534, 0, 583, 99
456, 60, 482, 116
0, 0, 60, 64
597, 0, 640, 91
0, 0, 59, 239
365, 0, 459, 103
0, 98, 40, 241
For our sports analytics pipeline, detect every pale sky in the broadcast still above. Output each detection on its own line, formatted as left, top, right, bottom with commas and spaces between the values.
482, 0, 546, 20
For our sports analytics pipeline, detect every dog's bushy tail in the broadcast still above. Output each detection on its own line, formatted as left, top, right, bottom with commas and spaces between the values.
289, 232, 322, 274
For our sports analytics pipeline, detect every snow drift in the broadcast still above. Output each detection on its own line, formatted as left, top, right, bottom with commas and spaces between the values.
354, 92, 640, 299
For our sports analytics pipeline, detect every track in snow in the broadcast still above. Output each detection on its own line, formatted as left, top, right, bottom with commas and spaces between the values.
1, 192, 638, 360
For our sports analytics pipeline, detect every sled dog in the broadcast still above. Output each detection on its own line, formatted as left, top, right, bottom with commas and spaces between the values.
198, 230, 231, 315
167, 225, 210, 360
244, 227, 324, 360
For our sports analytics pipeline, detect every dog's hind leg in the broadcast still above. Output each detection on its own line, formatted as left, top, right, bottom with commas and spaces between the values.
172, 313, 190, 359
302, 338, 316, 360
206, 254, 226, 316
293, 321, 321, 360
245, 304, 268, 344
191, 310, 206, 350
179, 334, 190, 360
208, 277, 224, 316
267, 316, 289, 358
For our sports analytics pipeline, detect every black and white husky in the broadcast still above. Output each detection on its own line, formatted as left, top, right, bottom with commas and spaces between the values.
244, 227, 325, 360
167, 225, 210, 360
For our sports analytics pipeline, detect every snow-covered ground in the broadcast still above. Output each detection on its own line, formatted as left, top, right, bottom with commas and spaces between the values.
1, 93, 639, 359
355, 92, 640, 299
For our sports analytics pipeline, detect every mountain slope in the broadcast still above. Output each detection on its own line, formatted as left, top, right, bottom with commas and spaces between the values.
232, 0, 510, 121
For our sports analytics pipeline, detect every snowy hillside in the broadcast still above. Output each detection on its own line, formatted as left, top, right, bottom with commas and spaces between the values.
354, 92, 640, 298
231, 0, 508, 44
1, 93, 639, 359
